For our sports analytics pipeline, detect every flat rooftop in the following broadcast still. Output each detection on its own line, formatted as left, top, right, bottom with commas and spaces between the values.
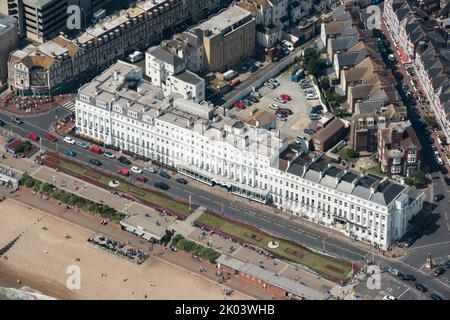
195, 6, 251, 35
216, 255, 329, 300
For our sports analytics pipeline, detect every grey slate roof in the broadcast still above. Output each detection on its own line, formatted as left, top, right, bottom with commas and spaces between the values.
147, 46, 184, 67
173, 70, 204, 85
286, 154, 406, 206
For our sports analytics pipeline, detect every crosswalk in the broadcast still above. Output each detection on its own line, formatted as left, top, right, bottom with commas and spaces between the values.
60, 100, 75, 112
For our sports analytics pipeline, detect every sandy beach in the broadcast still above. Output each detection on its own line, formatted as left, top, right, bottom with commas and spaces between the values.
0, 199, 247, 300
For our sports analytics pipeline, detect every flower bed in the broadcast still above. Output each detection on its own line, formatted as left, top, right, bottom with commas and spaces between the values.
42, 152, 194, 219
195, 211, 357, 282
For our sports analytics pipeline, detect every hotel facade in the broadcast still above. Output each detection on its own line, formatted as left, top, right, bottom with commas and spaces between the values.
75, 61, 424, 250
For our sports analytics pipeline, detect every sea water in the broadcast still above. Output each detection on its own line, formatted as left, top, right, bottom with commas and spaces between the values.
0, 286, 56, 300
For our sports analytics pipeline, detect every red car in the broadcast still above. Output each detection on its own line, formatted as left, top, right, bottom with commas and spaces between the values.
136, 175, 147, 182
234, 102, 245, 110
117, 169, 130, 176
280, 94, 291, 101
45, 133, 57, 142
89, 145, 103, 154
28, 132, 39, 141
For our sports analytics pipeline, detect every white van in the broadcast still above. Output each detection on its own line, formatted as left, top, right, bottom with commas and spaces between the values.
127, 51, 144, 63
282, 40, 294, 52
222, 70, 238, 81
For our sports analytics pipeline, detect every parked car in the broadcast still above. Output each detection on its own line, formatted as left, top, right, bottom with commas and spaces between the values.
430, 293, 443, 300
280, 94, 291, 101
104, 151, 115, 159
269, 103, 280, 110
264, 81, 276, 89
274, 97, 287, 104
131, 166, 143, 174
431, 267, 446, 277
28, 132, 39, 141
433, 194, 444, 202
89, 145, 103, 154
382, 295, 396, 300
0, 119, 5, 126
446, 259, 450, 268
279, 108, 293, 115
159, 171, 171, 179
415, 283, 428, 292
11, 117, 23, 124
176, 178, 188, 185
306, 92, 319, 100
250, 91, 262, 98
240, 99, 252, 107
234, 102, 246, 110
304, 128, 317, 135
276, 115, 287, 122
64, 136, 75, 145
275, 109, 288, 116
388, 267, 402, 277
65, 149, 77, 157
144, 167, 157, 174
117, 168, 130, 176
104, 144, 120, 151
254, 61, 263, 68
43, 133, 57, 142
136, 175, 147, 183
282, 40, 294, 52
154, 181, 170, 190
403, 237, 416, 247
309, 113, 321, 120
89, 159, 102, 166
117, 156, 131, 165
75, 141, 88, 149
268, 78, 280, 86
401, 274, 416, 281
248, 96, 259, 103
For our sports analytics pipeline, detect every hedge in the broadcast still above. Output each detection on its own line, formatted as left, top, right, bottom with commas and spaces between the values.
171, 234, 220, 264
19, 174, 125, 223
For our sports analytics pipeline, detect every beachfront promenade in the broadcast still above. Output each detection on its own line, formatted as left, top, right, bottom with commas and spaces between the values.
0, 145, 335, 299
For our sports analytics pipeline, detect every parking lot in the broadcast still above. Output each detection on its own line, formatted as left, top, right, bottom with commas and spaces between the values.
229, 69, 322, 140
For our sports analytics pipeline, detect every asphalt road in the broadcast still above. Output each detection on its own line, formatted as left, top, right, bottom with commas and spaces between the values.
1, 104, 449, 299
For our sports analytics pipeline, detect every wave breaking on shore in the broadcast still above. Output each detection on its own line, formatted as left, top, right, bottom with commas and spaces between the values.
0, 286, 56, 300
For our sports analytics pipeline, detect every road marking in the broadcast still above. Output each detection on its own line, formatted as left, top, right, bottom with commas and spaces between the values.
397, 288, 410, 300
408, 240, 450, 251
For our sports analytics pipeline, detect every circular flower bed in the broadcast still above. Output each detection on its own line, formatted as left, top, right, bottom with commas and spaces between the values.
108, 180, 120, 188
268, 241, 279, 249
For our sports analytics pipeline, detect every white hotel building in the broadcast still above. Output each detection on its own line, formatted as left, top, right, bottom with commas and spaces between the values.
75, 61, 424, 250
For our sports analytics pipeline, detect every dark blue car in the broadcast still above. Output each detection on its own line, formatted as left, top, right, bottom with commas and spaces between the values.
159, 171, 171, 179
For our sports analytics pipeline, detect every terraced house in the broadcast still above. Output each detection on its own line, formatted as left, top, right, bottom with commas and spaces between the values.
75, 61, 424, 250
7, 0, 221, 96
384, 0, 450, 142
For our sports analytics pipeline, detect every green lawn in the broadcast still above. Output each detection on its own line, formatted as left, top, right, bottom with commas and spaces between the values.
368, 165, 383, 174
44, 155, 192, 218
196, 213, 354, 281
338, 148, 359, 163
